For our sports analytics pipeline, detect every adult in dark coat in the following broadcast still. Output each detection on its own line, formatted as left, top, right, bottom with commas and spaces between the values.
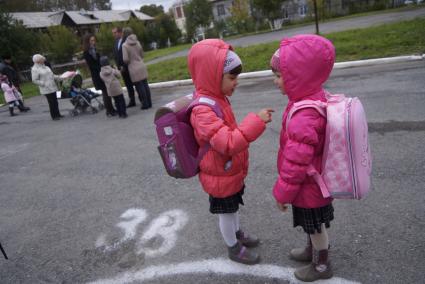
112, 26, 137, 108
0, 54, 21, 92
83, 34, 116, 116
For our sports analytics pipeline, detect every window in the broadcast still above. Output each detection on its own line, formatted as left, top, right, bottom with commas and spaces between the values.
176, 6, 183, 18
299, 5, 307, 16
217, 4, 225, 16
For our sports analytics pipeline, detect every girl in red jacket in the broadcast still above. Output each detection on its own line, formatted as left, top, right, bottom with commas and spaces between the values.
189, 39, 273, 265
271, 35, 335, 281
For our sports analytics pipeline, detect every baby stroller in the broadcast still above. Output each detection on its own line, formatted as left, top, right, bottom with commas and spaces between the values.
59, 71, 104, 116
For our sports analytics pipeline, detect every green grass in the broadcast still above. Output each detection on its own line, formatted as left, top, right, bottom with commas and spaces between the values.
146, 17, 425, 83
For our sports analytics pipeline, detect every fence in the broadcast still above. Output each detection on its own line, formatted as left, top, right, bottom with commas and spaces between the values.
19, 60, 89, 82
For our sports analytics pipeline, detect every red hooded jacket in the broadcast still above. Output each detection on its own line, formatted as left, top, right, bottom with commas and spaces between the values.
189, 39, 266, 198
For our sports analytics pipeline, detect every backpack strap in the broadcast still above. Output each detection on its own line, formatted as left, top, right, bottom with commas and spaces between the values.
187, 95, 224, 162
286, 100, 327, 130
286, 100, 331, 199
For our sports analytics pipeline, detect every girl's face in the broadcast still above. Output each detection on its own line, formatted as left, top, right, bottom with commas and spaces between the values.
221, 73, 239, 97
89, 36, 96, 47
273, 71, 285, 95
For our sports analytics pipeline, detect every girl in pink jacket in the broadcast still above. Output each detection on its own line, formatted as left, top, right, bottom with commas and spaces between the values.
1, 73, 30, 116
189, 39, 273, 265
271, 35, 335, 282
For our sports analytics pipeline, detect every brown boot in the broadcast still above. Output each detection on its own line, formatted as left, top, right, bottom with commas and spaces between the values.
290, 235, 312, 262
236, 229, 260, 247
228, 242, 260, 265
294, 248, 333, 282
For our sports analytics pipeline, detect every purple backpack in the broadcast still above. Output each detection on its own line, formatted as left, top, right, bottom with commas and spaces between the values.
154, 93, 223, 178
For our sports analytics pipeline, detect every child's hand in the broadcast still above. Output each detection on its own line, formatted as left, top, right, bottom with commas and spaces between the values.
257, 108, 274, 123
276, 202, 289, 212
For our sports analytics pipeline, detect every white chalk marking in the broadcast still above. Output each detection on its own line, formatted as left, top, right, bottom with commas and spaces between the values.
138, 209, 188, 258
117, 208, 148, 241
95, 208, 148, 252
88, 258, 361, 284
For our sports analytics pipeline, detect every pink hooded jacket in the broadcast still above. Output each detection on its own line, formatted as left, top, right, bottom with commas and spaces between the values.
273, 34, 335, 208
189, 39, 266, 198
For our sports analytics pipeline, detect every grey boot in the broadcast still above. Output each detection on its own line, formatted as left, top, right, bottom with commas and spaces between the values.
236, 229, 260, 248
290, 234, 312, 262
294, 248, 333, 282
228, 242, 260, 265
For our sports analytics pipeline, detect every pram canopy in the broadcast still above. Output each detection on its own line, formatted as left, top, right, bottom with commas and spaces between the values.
59, 72, 82, 98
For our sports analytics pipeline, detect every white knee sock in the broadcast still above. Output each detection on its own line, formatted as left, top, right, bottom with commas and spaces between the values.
218, 213, 238, 247
234, 211, 240, 232
310, 224, 329, 251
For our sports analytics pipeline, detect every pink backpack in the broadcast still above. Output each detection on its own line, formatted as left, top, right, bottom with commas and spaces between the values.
287, 93, 372, 200
154, 93, 222, 178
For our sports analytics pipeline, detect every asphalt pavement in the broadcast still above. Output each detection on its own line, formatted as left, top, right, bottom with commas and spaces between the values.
0, 60, 424, 284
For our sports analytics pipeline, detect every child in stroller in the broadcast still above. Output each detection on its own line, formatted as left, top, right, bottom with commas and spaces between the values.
60, 71, 104, 116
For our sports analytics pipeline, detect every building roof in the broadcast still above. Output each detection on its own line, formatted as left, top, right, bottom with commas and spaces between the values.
11, 11, 63, 28
10, 10, 154, 29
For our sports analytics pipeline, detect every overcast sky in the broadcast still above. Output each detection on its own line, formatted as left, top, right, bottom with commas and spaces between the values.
110, 0, 175, 12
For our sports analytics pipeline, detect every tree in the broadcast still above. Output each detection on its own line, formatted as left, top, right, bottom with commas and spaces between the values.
140, 4, 164, 17
184, 0, 213, 41
156, 13, 182, 47
252, 0, 286, 30
0, 10, 41, 68
41, 25, 79, 63
96, 22, 116, 58
229, 0, 254, 34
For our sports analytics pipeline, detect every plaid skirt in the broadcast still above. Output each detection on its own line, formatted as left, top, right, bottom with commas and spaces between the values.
209, 186, 245, 214
292, 203, 334, 234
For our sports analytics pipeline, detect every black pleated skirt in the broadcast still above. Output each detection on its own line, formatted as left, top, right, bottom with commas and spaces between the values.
292, 203, 334, 234
209, 186, 245, 214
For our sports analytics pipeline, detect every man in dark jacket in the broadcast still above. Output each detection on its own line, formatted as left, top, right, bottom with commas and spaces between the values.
0, 54, 22, 92
112, 26, 137, 108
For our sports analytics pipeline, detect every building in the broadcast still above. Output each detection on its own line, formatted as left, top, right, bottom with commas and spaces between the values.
10, 10, 153, 35
171, 0, 189, 35
170, 0, 408, 38
210, 0, 234, 21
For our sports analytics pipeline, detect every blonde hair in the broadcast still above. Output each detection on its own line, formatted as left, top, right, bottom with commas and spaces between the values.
32, 54, 45, 64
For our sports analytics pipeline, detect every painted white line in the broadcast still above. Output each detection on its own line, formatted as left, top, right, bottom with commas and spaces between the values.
147, 54, 424, 89
88, 258, 361, 284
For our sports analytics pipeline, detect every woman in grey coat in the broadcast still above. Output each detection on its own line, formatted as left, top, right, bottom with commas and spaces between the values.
122, 27, 152, 110
31, 54, 63, 120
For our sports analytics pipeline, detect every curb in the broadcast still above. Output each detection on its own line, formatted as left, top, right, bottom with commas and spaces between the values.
148, 54, 425, 89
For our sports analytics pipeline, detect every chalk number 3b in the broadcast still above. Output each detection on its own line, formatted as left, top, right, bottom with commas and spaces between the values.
96, 208, 188, 258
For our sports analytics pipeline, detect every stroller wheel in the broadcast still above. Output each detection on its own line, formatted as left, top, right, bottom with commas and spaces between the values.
69, 109, 78, 117
91, 107, 98, 114
98, 104, 104, 111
